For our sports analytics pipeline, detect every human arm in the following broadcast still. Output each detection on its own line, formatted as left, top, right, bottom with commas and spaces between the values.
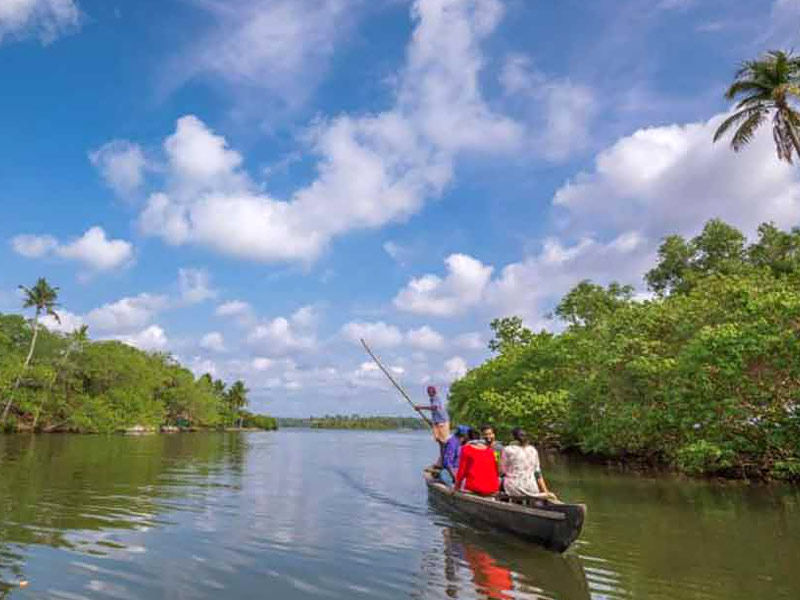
532, 447, 552, 496
413, 405, 432, 411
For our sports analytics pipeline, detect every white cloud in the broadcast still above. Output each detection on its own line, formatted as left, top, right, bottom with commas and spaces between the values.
137, 0, 521, 263
166, 0, 365, 111
188, 356, 218, 377
485, 233, 652, 326
117, 325, 168, 352
248, 316, 316, 354
290, 305, 319, 329
216, 300, 253, 319
178, 268, 217, 304
11, 227, 134, 272
501, 54, 596, 161
56, 227, 134, 271
41, 309, 84, 334
200, 331, 226, 353
406, 325, 445, 351
383, 240, 411, 266
11, 234, 57, 258
552, 112, 800, 238
251, 357, 274, 371
341, 321, 403, 348
391, 231, 650, 327
443, 355, 468, 380
454, 331, 484, 350
0, 0, 81, 45
89, 140, 146, 197
85, 293, 168, 333
164, 115, 248, 193
393, 253, 493, 317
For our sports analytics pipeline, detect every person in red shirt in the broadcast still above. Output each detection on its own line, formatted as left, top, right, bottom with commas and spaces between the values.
454, 430, 500, 496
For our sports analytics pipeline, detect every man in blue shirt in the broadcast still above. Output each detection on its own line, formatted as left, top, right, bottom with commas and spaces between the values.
440, 425, 470, 486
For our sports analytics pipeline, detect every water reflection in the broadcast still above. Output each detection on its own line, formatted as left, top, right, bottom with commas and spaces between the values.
0, 430, 798, 599
430, 525, 590, 600
0, 433, 245, 590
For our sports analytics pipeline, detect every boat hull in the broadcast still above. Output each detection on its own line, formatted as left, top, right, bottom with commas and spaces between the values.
424, 471, 585, 553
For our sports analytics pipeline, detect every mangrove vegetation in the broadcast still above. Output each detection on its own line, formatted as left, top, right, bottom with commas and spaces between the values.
450, 219, 800, 480
0, 278, 276, 433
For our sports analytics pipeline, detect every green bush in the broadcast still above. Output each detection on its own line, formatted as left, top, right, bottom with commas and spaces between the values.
450, 219, 800, 479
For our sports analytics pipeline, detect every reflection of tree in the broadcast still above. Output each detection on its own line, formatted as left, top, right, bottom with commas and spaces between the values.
0, 433, 239, 586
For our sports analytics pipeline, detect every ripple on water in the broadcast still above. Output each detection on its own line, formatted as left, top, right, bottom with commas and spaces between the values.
2, 431, 800, 599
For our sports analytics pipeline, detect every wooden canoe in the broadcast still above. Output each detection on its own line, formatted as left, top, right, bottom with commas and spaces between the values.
424, 470, 586, 553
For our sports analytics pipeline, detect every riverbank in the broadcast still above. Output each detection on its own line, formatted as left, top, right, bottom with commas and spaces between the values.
1, 307, 275, 434
449, 220, 800, 482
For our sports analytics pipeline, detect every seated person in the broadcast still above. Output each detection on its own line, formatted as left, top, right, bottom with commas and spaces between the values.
455, 429, 500, 496
440, 425, 470, 486
500, 427, 551, 499
480, 424, 503, 463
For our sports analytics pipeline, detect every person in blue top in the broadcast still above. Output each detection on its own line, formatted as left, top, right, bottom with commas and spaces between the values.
440, 425, 470, 486
415, 385, 450, 465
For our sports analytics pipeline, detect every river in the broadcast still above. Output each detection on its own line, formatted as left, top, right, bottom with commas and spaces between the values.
0, 430, 798, 599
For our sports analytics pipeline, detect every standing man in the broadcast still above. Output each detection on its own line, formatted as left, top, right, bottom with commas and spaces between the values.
415, 385, 450, 465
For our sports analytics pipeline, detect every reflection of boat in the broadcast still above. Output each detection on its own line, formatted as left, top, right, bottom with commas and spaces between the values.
437, 526, 592, 600
424, 470, 586, 553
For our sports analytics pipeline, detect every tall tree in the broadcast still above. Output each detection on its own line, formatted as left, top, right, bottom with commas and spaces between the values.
1, 278, 60, 423
713, 50, 800, 162
225, 380, 248, 427
33, 325, 89, 429
487, 316, 534, 354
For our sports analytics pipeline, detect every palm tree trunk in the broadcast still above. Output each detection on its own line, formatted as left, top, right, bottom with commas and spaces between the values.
788, 120, 800, 162
32, 344, 72, 430
2, 311, 40, 423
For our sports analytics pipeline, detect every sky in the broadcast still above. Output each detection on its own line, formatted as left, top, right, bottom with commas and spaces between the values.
1, 0, 799, 417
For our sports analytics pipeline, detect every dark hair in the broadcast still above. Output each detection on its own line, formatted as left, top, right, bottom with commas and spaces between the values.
480, 424, 494, 433
467, 428, 480, 441
512, 427, 529, 446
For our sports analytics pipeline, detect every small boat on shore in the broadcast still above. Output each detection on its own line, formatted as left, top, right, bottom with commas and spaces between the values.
424, 469, 586, 553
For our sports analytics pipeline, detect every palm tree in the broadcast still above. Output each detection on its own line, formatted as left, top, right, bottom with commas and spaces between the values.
1, 278, 60, 423
713, 50, 800, 163
33, 325, 88, 430
225, 380, 248, 428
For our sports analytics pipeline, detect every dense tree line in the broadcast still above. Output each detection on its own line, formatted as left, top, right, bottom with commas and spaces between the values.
0, 279, 276, 433
279, 414, 428, 430
450, 220, 800, 480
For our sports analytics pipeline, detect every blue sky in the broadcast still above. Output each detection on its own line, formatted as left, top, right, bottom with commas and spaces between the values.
1, 0, 799, 417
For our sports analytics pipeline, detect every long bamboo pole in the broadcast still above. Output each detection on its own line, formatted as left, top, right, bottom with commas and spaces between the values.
360, 338, 433, 430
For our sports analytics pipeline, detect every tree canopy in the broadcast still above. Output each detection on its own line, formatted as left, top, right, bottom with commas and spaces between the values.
450, 219, 800, 480
1, 288, 275, 433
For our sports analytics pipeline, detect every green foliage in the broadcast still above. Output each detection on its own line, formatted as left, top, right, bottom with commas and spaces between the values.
488, 316, 535, 353
555, 280, 634, 328
451, 219, 800, 479
240, 412, 278, 430
0, 293, 272, 433
714, 49, 800, 163
646, 219, 748, 295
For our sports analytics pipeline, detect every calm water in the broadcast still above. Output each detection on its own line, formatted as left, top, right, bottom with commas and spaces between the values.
0, 430, 798, 599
